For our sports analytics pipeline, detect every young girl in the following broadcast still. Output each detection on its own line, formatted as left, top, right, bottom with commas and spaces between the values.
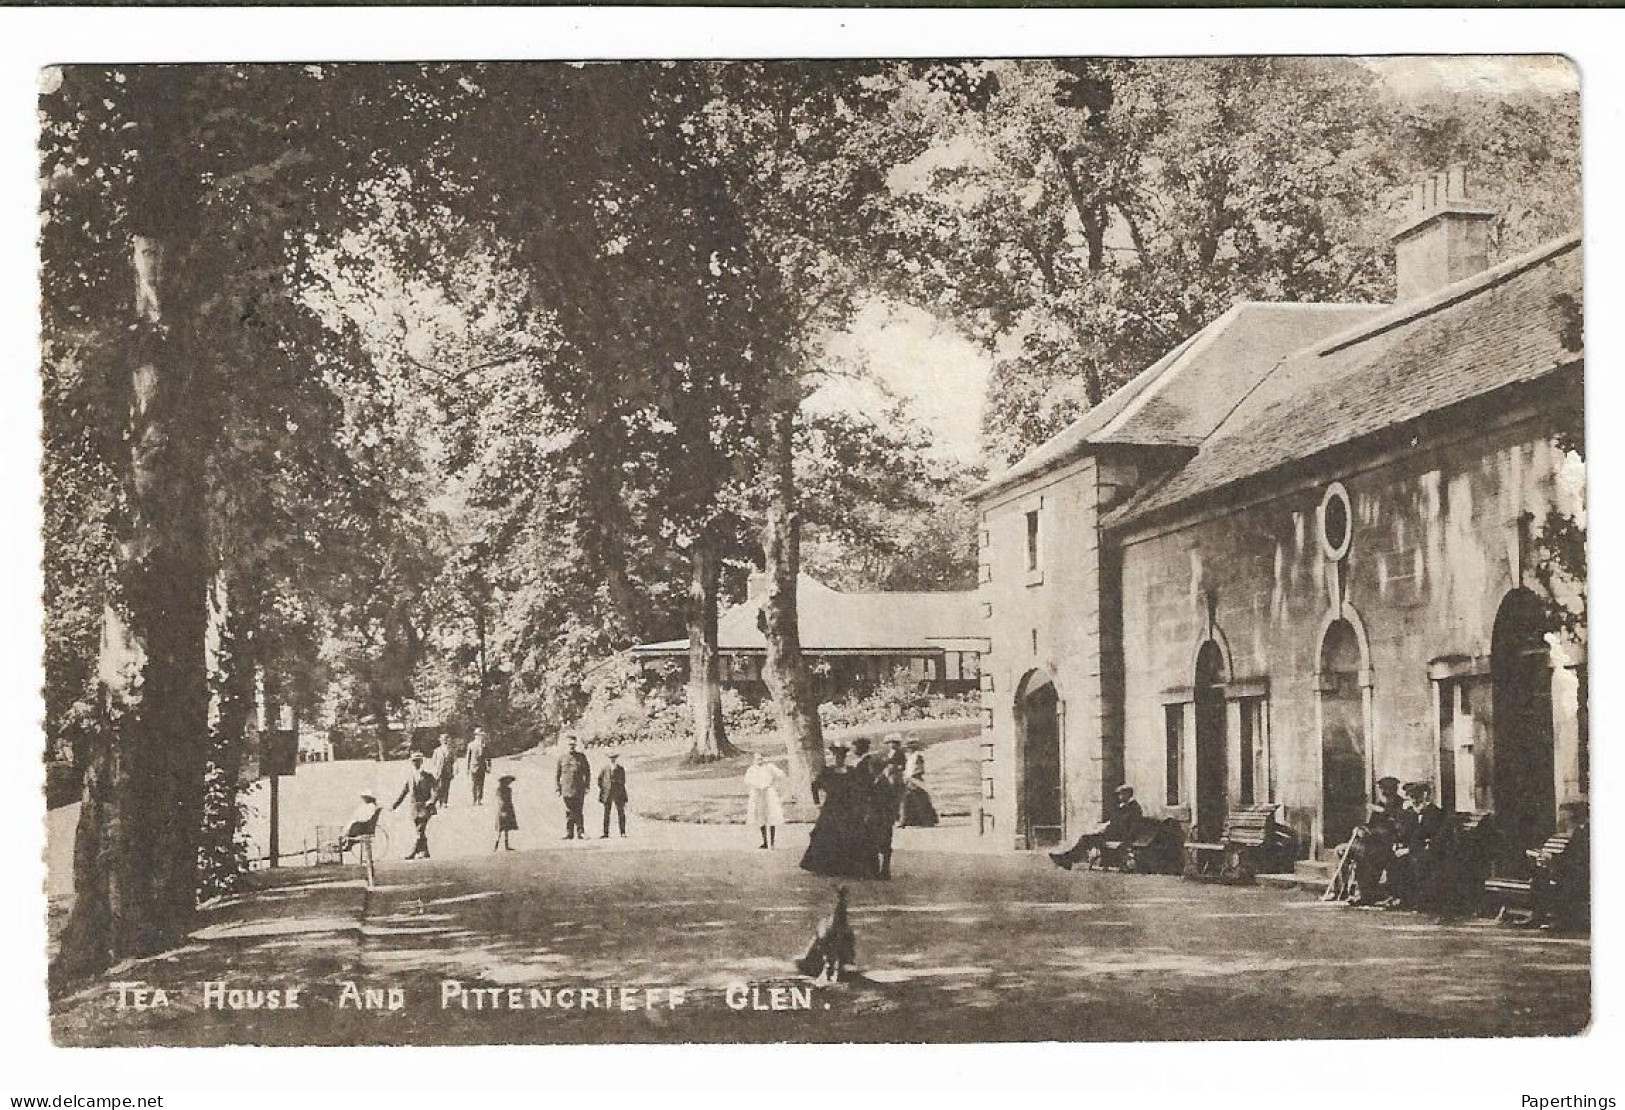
494, 774, 518, 851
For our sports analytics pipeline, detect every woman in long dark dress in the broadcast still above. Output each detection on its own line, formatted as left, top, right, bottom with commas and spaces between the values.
492, 774, 518, 852
898, 742, 939, 828
800, 744, 873, 878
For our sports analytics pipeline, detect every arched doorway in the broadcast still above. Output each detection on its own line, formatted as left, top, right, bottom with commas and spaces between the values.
1319, 619, 1367, 849
1016, 671, 1064, 847
1193, 641, 1228, 842
1492, 588, 1556, 853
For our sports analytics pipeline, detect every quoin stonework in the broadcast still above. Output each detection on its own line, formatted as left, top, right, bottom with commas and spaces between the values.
972, 170, 1585, 863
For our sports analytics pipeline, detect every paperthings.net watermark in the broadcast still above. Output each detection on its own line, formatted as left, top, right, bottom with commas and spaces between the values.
1522, 1098, 1616, 1109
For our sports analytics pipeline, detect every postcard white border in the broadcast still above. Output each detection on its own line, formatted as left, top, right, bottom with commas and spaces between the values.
2, 7, 1620, 1103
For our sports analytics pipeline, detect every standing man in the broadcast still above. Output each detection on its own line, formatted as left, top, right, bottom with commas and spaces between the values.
598, 752, 629, 839
555, 736, 592, 841
392, 752, 438, 860
467, 727, 492, 806
431, 733, 456, 809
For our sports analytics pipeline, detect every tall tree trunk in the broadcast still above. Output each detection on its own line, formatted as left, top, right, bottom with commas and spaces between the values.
199, 573, 257, 900
55, 228, 209, 986
372, 694, 391, 763
685, 529, 736, 762
758, 406, 824, 803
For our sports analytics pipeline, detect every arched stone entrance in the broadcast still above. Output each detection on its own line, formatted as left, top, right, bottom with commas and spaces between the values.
1015, 670, 1064, 847
1193, 640, 1228, 842
1319, 618, 1368, 850
1491, 588, 1556, 853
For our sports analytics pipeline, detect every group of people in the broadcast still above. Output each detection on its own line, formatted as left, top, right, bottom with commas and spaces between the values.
554, 737, 630, 841
799, 735, 937, 880
403, 729, 496, 813
374, 734, 516, 860
346, 728, 945, 868
1324, 776, 1459, 910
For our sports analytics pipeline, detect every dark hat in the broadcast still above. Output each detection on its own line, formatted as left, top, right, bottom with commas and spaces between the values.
828, 742, 850, 753
409, 752, 424, 762
360, 791, 377, 801
608, 752, 620, 760
498, 774, 516, 784
1376, 776, 1401, 790
1115, 784, 1135, 796
851, 737, 872, 754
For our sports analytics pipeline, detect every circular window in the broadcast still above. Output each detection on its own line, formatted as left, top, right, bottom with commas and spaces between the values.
1319, 482, 1352, 561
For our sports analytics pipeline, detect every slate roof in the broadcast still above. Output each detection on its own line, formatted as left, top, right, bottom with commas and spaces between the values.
1107, 234, 1583, 531
972, 301, 1384, 501
631, 575, 983, 655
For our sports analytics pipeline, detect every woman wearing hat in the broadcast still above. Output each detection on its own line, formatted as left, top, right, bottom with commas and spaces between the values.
799, 742, 872, 877
898, 741, 939, 828
340, 792, 382, 852
493, 774, 519, 852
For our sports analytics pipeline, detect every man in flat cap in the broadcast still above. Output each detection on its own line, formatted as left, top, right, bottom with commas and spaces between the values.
392, 752, 438, 860
555, 736, 592, 840
598, 752, 629, 839
1049, 784, 1143, 870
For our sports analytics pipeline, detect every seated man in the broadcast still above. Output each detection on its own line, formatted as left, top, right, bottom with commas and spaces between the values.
1049, 784, 1141, 870
1325, 777, 1406, 906
1542, 801, 1590, 931
1349, 791, 1403, 906
339, 791, 382, 852
1390, 781, 1446, 907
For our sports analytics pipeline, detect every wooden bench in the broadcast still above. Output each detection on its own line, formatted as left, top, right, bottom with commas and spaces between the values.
1484, 829, 1588, 928
1183, 804, 1294, 882
1094, 817, 1185, 875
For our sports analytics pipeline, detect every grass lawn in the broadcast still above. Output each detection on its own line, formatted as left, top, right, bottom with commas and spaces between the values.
615, 717, 981, 826
43, 715, 983, 906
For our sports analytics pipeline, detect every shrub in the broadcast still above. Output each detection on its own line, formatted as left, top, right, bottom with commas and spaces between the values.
818, 667, 980, 730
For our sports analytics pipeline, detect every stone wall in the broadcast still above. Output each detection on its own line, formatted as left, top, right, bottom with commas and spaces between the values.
977, 456, 1106, 848
1115, 402, 1585, 856
975, 450, 1175, 848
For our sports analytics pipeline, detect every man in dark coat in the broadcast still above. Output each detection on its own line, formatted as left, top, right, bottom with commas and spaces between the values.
1049, 784, 1143, 870
1393, 781, 1447, 907
1351, 776, 1405, 906
555, 737, 592, 840
431, 735, 456, 808
392, 752, 438, 859
869, 759, 905, 879
598, 752, 629, 838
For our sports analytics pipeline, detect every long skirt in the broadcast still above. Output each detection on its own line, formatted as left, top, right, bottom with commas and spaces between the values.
899, 780, 939, 827
800, 806, 873, 877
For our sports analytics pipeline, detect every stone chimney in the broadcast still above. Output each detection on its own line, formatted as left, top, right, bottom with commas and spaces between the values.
1391, 166, 1497, 302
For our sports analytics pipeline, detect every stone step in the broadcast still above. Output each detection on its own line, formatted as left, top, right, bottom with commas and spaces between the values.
1295, 858, 1336, 880
1256, 871, 1328, 893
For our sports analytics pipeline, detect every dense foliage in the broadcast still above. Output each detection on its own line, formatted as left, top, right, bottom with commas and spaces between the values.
39, 59, 1581, 978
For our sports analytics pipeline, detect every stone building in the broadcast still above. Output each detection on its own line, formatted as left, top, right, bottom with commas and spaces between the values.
971, 179, 1585, 861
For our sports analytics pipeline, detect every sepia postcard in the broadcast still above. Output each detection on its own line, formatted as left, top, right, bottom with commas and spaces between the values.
36, 54, 1588, 1049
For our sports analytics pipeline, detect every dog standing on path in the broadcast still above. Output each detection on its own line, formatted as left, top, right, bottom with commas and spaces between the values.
795, 886, 856, 982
